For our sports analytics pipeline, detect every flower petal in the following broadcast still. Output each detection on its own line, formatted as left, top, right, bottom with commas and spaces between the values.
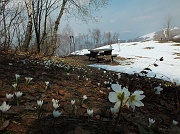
134, 90, 144, 95
111, 84, 121, 93
108, 92, 118, 103
133, 100, 144, 107
122, 87, 130, 98
136, 94, 145, 100
114, 101, 121, 110
129, 103, 135, 112
133, 91, 145, 100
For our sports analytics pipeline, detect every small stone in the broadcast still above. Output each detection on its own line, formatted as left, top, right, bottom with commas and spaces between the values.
96, 115, 100, 120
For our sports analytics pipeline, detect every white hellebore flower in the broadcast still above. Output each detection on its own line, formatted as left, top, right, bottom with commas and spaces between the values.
53, 102, 60, 109
52, 99, 59, 104
6, 93, 14, 99
127, 90, 145, 112
25, 77, 33, 84
108, 84, 130, 111
15, 74, 20, 80
15, 91, 23, 98
45, 81, 49, 86
71, 100, 75, 105
83, 95, 87, 100
172, 120, 178, 125
0, 101, 11, 113
12, 83, 17, 89
148, 118, 155, 127
154, 86, 163, 95
37, 100, 43, 107
53, 110, 61, 118
45, 81, 49, 89
87, 109, 93, 116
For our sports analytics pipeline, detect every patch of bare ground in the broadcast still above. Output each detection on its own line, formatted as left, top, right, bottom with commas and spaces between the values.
0, 51, 179, 134
128, 43, 138, 46
173, 53, 180, 59
114, 57, 134, 61
114, 57, 135, 66
158, 40, 168, 43
143, 47, 154, 49
171, 44, 180, 46
135, 56, 150, 59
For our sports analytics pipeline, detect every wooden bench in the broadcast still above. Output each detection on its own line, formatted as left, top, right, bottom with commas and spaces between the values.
85, 48, 118, 62
86, 48, 113, 61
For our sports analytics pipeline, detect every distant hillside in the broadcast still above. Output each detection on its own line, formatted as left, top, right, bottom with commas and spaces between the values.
132, 27, 180, 42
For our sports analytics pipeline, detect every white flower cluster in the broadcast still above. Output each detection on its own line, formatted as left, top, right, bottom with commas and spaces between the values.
44, 60, 53, 68
6, 91, 23, 99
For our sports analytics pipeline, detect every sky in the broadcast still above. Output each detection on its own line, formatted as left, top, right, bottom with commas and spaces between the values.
61, 0, 180, 40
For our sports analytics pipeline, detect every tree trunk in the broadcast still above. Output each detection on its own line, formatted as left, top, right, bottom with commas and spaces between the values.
23, 0, 33, 52
2, 3, 7, 51
32, 0, 43, 53
23, 17, 33, 52
51, 0, 67, 55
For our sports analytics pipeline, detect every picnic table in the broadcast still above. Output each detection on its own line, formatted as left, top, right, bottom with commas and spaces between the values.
85, 48, 117, 62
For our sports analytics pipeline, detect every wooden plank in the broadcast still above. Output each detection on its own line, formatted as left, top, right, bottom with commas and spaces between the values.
88, 48, 113, 53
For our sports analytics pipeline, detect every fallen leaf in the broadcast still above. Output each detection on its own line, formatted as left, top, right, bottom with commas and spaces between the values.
0, 120, 9, 131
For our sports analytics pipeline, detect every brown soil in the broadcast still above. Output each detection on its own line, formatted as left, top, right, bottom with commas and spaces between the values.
0, 51, 179, 134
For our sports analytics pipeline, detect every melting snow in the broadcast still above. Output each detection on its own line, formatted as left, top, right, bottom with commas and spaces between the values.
75, 41, 180, 85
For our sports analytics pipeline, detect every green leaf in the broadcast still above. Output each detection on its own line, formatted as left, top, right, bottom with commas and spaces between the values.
149, 126, 163, 134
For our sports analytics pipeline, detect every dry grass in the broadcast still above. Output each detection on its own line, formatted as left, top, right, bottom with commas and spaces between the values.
172, 44, 180, 46
143, 47, 154, 50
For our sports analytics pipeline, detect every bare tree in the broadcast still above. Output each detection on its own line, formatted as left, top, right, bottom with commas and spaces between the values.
162, 15, 173, 41
106, 32, 112, 45
41, 16, 55, 55
23, 0, 33, 52
51, 0, 110, 54
89, 28, 103, 48
0, 0, 24, 51
1, 0, 110, 54
112, 32, 119, 44
0, 0, 9, 50
57, 24, 74, 55
23, 0, 62, 53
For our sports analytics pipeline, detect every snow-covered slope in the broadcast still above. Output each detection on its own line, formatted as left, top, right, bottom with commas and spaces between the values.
133, 27, 180, 41
75, 41, 180, 85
